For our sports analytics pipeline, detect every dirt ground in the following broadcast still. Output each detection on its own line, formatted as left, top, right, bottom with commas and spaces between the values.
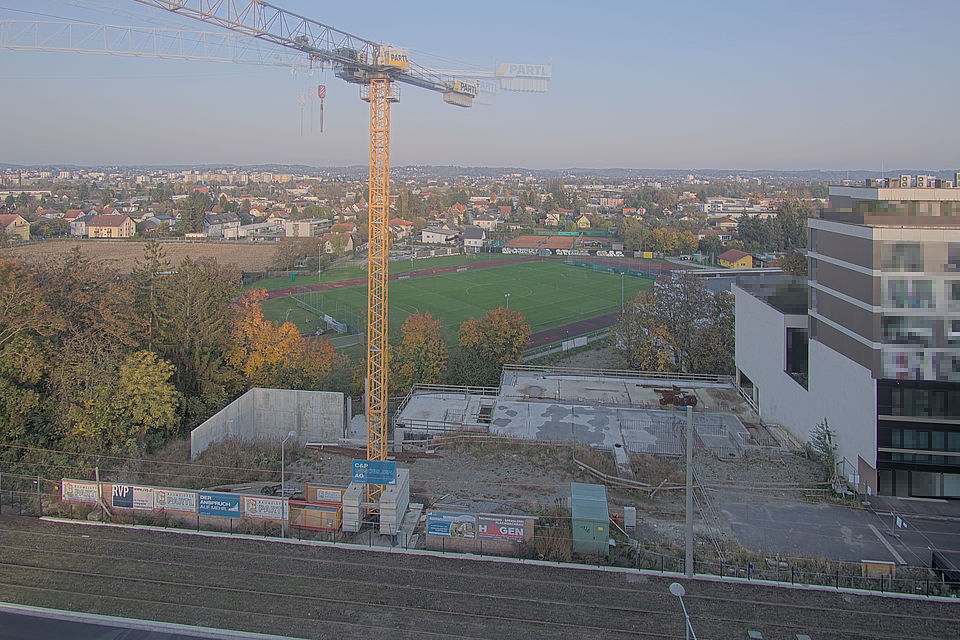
0, 239, 280, 272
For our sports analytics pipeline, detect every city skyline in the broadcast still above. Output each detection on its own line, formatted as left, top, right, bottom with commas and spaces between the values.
1, 0, 959, 170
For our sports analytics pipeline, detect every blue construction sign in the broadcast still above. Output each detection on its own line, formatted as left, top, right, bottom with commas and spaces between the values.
352, 459, 397, 485
198, 491, 242, 518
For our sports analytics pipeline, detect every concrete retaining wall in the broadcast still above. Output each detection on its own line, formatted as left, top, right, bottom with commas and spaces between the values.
191, 388, 345, 458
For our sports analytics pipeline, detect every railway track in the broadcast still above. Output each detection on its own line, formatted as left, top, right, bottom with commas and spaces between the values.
0, 516, 956, 640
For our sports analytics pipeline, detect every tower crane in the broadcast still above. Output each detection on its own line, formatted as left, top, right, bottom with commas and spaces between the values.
129, 0, 482, 516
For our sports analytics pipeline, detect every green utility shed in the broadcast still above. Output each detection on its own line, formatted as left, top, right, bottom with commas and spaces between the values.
571, 482, 609, 559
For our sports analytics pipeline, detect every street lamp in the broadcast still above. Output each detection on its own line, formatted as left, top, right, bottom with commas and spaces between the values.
669, 582, 698, 640
620, 272, 625, 313
280, 429, 296, 538
504, 292, 510, 310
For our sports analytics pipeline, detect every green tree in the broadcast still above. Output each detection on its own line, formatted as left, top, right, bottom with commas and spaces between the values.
392, 312, 448, 393
773, 251, 808, 276
698, 234, 723, 259
154, 257, 239, 428
175, 192, 213, 234
67, 350, 181, 453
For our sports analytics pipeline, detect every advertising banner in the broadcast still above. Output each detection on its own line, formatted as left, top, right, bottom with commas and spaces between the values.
155, 489, 198, 513
426, 512, 476, 538
477, 515, 526, 541
61, 480, 99, 504
111, 485, 155, 510
198, 491, 241, 518
307, 485, 343, 504
351, 459, 397, 485
243, 496, 288, 521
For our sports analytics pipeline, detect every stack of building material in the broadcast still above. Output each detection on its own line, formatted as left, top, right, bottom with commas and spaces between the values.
379, 468, 410, 535
341, 482, 363, 533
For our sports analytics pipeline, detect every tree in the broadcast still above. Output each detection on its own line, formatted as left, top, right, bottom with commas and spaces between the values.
807, 418, 838, 481
611, 297, 675, 372
611, 274, 734, 374
392, 312, 448, 393
175, 191, 213, 234
66, 350, 181, 454
449, 308, 530, 386
225, 289, 339, 390
773, 251, 808, 276
698, 234, 723, 259
131, 241, 172, 352
677, 231, 698, 255
154, 257, 239, 428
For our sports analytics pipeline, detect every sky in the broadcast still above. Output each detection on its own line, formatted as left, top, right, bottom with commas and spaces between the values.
1, 0, 959, 171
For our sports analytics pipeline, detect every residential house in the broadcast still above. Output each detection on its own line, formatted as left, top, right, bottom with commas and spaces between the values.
321, 231, 354, 255
70, 213, 93, 237
718, 248, 753, 269
473, 213, 499, 232
389, 218, 414, 240
420, 228, 460, 245
545, 212, 562, 227
87, 214, 135, 238
204, 212, 241, 238
576, 214, 591, 230
0, 213, 30, 242
462, 226, 487, 251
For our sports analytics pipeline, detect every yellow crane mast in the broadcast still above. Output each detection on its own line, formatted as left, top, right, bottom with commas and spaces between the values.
131, 0, 477, 512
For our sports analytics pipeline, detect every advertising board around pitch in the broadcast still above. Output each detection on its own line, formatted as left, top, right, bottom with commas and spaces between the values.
198, 491, 242, 518
111, 485, 155, 510
61, 479, 99, 504
351, 459, 397, 485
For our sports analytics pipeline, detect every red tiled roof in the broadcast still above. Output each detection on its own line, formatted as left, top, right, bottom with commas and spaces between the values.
719, 249, 750, 262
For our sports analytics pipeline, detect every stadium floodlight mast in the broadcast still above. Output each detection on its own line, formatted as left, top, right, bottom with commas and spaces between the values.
669, 582, 698, 640
280, 429, 296, 537
505, 292, 510, 310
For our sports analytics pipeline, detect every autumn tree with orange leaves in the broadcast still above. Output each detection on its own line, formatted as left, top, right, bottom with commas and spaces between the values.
391, 312, 448, 393
448, 307, 530, 387
226, 289, 340, 390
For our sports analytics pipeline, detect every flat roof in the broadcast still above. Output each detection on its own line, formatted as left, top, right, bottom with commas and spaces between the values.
735, 275, 808, 315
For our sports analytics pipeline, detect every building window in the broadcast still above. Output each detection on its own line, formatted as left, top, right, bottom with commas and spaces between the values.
881, 242, 924, 272
785, 327, 809, 389
948, 244, 960, 272
882, 316, 936, 347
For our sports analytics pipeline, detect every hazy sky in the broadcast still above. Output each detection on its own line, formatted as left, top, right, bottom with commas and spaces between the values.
1, 0, 959, 170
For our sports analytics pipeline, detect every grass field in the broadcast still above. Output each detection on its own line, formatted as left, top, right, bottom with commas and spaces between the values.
261, 260, 653, 345
246, 252, 507, 291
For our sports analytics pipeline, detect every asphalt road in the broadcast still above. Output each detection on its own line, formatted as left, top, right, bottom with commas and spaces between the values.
0, 516, 956, 640
722, 498, 960, 567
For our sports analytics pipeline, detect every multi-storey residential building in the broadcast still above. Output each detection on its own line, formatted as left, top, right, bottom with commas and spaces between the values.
735, 176, 960, 498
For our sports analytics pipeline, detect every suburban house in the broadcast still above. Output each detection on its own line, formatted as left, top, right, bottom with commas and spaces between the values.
545, 212, 562, 227
321, 231, 354, 255
718, 248, 753, 269
472, 213, 500, 232
576, 214, 592, 229
389, 218, 414, 240
204, 212, 241, 238
420, 228, 460, 245
87, 214, 135, 238
462, 226, 487, 251
70, 213, 93, 237
0, 213, 30, 242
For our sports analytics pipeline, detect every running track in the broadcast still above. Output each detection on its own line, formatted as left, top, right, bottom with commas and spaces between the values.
262, 257, 624, 348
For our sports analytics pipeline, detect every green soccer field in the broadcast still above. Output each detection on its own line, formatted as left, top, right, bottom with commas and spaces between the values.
260, 260, 653, 345
246, 253, 508, 292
